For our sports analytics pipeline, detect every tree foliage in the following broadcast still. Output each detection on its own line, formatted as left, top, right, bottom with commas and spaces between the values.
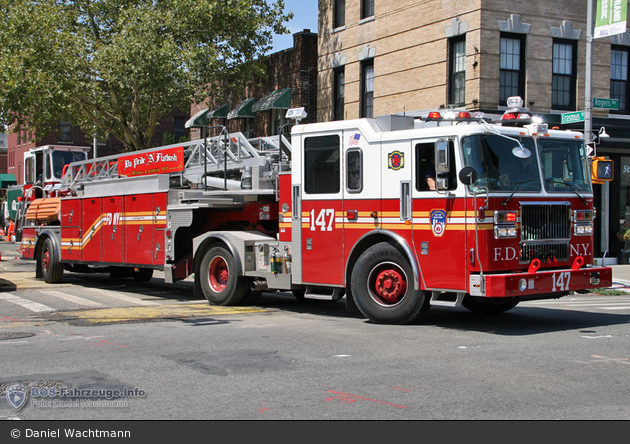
0, 0, 292, 151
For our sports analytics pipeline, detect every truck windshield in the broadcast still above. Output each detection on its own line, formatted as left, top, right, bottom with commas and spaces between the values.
48, 150, 88, 180
461, 134, 540, 192
537, 138, 592, 193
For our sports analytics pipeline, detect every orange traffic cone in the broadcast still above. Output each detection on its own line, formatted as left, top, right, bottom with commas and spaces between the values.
7, 220, 15, 242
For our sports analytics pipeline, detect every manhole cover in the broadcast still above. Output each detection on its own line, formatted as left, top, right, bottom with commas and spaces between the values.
0, 332, 35, 340
0, 381, 71, 396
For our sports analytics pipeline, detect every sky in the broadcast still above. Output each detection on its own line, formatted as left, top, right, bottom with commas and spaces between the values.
270, 0, 319, 53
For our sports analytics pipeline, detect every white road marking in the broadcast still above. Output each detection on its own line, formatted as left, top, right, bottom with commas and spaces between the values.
39, 290, 105, 308
83, 287, 160, 306
0, 293, 54, 313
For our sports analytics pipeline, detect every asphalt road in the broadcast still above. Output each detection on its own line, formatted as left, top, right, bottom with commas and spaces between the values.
1, 243, 630, 421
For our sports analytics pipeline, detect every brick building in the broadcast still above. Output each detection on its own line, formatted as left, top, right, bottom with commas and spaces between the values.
317, 0, 630, 261
6, 112, 190, 185
189, 30, 318, 140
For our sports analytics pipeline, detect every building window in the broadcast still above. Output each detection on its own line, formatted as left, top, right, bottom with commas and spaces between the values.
361, 61, 374, 118
333, 68, 345, 121
173, 116, 186, 142
59, 119, 72, 143
499, 34, 525, 105
552, 40, 577, 109
334, 0, 345, 29
361, 0, 374, 20
449, 36, 466, 106
611, 47, 629, 112
272, 109, 286, 136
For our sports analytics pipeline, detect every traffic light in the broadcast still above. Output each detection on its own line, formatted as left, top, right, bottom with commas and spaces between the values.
591, 157, 613, 184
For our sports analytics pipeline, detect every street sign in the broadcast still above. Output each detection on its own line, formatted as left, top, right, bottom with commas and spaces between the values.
593, 97, 620, 110
560, 111, 585, 124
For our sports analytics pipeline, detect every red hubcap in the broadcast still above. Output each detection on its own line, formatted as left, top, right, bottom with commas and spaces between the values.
374, 268, 407, 304
42, 249, 50, 273
208, 257, 229, 292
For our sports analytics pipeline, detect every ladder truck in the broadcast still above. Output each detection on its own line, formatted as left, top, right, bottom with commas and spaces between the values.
17, 98, 613, 324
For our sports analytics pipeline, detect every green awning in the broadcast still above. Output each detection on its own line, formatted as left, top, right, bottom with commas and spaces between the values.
251, 88, 291, 112
185, 104, 229, 128
227, 98, 256, 120
0, 173, 17, 188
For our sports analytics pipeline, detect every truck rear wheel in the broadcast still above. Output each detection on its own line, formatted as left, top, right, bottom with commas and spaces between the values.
133, 268, 154, 282
40, 237, 64, 284
462, 296, 519, 315
200, 246, 248, 306
351, 242, 425, 324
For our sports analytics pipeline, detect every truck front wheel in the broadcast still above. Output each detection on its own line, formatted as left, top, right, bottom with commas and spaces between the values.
199, 246, 248, 306
462, 296, 519, 315
351, 243, 425, 324
40, 237, 64, 283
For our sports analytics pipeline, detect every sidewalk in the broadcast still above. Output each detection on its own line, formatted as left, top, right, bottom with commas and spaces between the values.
608, 264, 630, 292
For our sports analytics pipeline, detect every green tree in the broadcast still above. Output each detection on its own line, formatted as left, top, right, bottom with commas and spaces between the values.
0, 0, 292, 151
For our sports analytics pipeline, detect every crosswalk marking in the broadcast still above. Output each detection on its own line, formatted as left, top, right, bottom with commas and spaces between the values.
0, 293, 54, 313
39, 290, 105, 308
83, 287, 160, 306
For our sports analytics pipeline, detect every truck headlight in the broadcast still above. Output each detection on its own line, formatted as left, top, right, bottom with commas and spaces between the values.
574, 223, 593, 236
494, 225, 517, 238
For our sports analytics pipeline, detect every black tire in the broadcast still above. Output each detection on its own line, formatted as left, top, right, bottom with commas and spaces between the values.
199, 245, 248, 306
350, 242, 425, 324
239, 284, 263, 306
462, 296, 519, 315
40, 237, 64, 283
292, 289, 305, 301
133, 268, 154, 282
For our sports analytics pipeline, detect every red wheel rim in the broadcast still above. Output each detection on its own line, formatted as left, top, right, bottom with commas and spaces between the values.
369, 263, 408, 306
208, 256, 229, 292
42, 248, 50, 273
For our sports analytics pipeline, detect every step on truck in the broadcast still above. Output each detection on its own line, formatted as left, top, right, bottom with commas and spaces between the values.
17, 98, 613, 324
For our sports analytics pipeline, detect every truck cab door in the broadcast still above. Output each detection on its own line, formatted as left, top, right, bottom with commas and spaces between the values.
298, 132, 345, 287
411, 139, 467, 291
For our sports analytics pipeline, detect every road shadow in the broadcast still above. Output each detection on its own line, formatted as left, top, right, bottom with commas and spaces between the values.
47, 273, 630, 335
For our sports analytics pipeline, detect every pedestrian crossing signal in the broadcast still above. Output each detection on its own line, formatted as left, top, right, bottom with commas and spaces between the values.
591, 157, 613, 184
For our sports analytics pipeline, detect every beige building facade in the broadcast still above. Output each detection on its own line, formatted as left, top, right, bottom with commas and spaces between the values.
317, 0, 614, 120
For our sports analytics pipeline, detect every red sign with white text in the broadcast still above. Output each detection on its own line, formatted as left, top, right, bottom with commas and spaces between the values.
118, 146, 185, 177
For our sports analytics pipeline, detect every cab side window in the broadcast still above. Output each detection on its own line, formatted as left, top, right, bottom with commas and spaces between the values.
415, 143, 435, 192
304, 135, 341, 194
415, 141, 457, 191
346, 149, 363, 193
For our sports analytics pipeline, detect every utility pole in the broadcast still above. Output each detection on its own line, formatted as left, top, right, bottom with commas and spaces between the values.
585, 0, 593, 148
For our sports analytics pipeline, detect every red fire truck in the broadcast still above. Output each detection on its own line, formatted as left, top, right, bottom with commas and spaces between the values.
17, 98, 613, 324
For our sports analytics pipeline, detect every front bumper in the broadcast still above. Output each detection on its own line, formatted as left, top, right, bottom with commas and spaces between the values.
469, 266, 613, 297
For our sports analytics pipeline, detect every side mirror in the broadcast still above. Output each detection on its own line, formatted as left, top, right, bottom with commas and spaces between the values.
458, 166, 478, 186
435, 139, 449, 174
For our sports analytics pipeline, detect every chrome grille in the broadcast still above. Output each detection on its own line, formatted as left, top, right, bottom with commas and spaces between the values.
520, 203, 571, 263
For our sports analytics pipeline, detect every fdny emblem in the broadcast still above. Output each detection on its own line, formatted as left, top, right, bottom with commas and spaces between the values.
388, 151, 404, 170
430, 210, 447, 237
